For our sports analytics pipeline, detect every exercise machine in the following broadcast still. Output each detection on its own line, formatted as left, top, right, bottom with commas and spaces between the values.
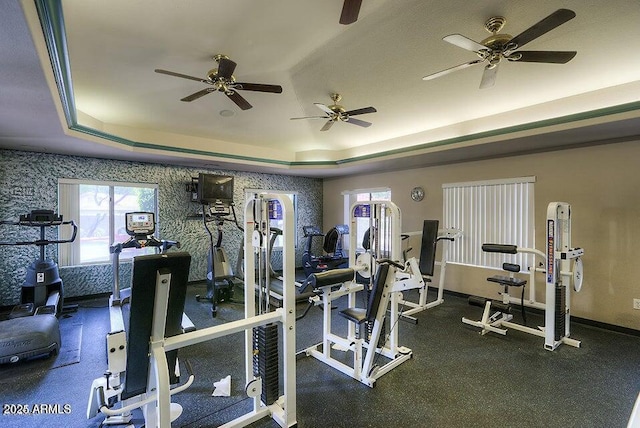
196, 202, 244, 316
194, 173, 244, 317
303, 200, 424, 387
462, 202, 585, 351
301, 224, 349, 277
87, 251, 194, 426
397, 221, 462, 321
0, 209, 77, 317
263, 226, 311, 306
87, 193, 297, 427
103, 211, 192, 417
0, 209, 77, 364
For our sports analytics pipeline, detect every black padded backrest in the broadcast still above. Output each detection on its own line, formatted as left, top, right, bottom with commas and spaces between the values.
419, 220, 439, 276
122, 251, 191, 400
366, 263, 390, 322
362, 228, 371, 251
323, 227, 339, 253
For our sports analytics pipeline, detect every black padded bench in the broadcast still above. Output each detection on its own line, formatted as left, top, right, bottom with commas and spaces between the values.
339, 264, 389, 325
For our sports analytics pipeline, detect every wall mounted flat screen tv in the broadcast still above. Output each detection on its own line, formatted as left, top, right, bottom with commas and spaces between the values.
197, 173, 234, 205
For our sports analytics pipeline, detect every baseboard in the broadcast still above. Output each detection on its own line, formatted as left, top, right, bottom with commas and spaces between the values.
442, 289, 640, 337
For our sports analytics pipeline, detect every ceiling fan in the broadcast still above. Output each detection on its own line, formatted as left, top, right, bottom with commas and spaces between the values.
291, 93, 376, 131
339, 0, 363, 25
154, 54, 282, 110
422, 9, 577, 89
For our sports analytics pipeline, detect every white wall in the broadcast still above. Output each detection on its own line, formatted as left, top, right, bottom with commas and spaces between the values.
323, 140, 640, 330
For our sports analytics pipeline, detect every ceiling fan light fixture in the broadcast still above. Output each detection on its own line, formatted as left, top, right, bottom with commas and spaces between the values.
422, 9, 577, 89
484, 16, 506, 34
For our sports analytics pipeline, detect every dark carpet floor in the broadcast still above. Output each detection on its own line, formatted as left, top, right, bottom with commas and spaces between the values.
1, 280, 639, 428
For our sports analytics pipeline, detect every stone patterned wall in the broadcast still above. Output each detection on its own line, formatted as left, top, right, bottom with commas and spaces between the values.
0, 149, 322, 306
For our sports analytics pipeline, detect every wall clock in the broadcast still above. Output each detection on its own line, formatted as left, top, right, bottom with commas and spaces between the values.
411, 186, 425, 202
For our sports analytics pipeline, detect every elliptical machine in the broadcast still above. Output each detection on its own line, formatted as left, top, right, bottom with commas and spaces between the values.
196, 202, 244, 317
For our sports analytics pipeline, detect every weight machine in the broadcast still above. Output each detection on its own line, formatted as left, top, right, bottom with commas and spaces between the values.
87, 193, 297, 427
303, 200, 424, 387
92, 211, 192, 426
462, 202, 585, 351
397, 221, 462, 321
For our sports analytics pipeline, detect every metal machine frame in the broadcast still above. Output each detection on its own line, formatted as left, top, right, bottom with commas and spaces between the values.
303, 200, 424, 387
88, 196, 297, 427
398, 226, 462, 319
462, 202, 584, 351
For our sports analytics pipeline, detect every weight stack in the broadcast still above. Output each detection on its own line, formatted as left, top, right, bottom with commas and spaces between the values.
253, 323, 279, 405
366, 319, 386, 349
554, 285, 566, 341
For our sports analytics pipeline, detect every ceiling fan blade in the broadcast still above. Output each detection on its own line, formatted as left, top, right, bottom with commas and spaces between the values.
290, 116, 327, 120
443, 34, 487, 53
512, 50, 577, 64
339, 0, 362, 25
508, 9, 576, 49
180, 88, 213, 102
345, 106, 377, 116
345, 117, 372, 128
320, 120, 335, 132
422, 59, 484, 81
217, 57, 237, 79
155, 69, 207, 83
226, 91, 253, 110
235, 83, 283, 93
314, 103, 335, 116
479, 63, 499, 89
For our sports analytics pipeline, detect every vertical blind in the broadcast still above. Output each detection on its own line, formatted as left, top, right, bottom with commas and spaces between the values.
443, 176, 535, 271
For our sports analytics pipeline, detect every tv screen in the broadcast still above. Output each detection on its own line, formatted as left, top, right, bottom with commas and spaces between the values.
197, 173, 234, 205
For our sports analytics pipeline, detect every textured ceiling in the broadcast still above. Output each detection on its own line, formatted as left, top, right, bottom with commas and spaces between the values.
2, 0, 640, 177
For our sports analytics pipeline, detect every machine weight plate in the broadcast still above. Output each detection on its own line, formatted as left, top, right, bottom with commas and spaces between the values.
573, 257, 583, 292
355, 252, 373, 278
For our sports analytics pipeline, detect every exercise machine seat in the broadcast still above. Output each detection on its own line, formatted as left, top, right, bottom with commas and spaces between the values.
340, 264, 390, 325
487, 276, 527, 287
486, 263, 527, 287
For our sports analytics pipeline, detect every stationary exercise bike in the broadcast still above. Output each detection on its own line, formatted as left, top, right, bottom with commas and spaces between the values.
0, 209, 77, 364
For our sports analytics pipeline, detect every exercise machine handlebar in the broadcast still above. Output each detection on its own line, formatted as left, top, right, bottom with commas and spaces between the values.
0, 217, 78, 247
376, 258, 405, 269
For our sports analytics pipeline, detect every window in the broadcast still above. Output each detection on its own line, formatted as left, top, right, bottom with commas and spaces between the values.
245, 189, 297, 249
442, 176, 535, 271
342, 188, 391, 251
58, 179, 158, 266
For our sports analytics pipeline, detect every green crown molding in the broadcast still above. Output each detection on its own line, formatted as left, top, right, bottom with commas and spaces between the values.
35, 0, 640, 169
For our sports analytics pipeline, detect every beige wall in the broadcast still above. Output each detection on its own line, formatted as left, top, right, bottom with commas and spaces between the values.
323, 140, 640, 330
